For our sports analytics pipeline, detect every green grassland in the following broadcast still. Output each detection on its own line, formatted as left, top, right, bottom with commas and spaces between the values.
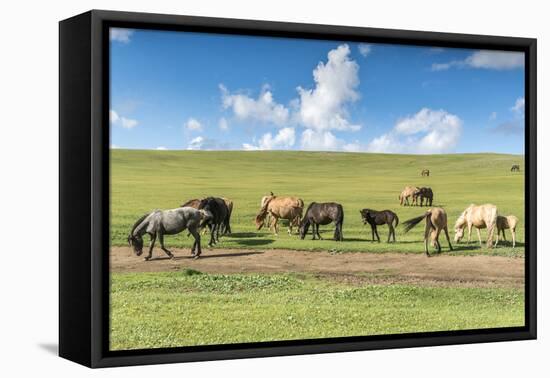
111, 150, 525, 255
110, 271, 524, 350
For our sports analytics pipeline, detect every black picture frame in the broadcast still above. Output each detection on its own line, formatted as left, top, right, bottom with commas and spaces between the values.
59, 9, 537, 368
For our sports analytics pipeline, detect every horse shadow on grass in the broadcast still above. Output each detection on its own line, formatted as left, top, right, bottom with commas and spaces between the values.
234, 238, 275, 247
191, 251, 264, 259
149, 251, 265, 261
225, 232, 260, 238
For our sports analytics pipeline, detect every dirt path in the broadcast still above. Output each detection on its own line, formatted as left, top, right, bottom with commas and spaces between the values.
110, 247, 524, 288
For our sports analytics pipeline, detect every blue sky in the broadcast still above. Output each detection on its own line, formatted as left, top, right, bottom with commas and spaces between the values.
109, 28, 525, 154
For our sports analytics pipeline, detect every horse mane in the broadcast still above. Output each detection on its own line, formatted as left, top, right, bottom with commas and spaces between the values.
181, 198, 200, 207
300, 202, 316, 224
128, 212, 150, 239
402, 212, 429, 233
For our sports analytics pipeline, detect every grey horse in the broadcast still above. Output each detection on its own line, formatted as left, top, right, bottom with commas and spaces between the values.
127, 207, 210, 260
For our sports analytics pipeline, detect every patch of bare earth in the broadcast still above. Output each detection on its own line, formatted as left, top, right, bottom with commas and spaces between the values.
110, 247, 524, 289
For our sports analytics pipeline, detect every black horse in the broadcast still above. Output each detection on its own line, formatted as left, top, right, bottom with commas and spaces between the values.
198, 197, 229, 246
414, 187, 433, 207
359, 209, 399, 243
299, 202, 344, 241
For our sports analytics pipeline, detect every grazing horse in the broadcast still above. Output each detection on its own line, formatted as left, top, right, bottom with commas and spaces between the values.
260, 192, 275, 228
454, 204, 498, 249
497, 215, 519, 248
127, 207, 207, 260
511, 164, 520, 172
198, 197, 229, 247
399, 186, 419, 206
181, 197, 233, 235
421, 169, 430, 177
402, 208, 453, 256
359, 209, 399, 243
413, 187, 433, 207
255, 195, 304, 235
300, 202, 344, 241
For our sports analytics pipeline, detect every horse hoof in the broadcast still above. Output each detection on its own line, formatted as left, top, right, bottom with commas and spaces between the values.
193, 255, 200, 260
144, 257, 151, 261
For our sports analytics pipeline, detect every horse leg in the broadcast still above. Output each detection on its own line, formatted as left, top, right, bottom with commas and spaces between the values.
189, 227, 201, 258
208, 224, 215, 247
444, 227, 453, 251
273, 217, 279, 236
467, 224, 473, 243
387, 223, 393, 243
433, 228, 442, 253
424, 220, 431, 257
370, 224, 375, 241
374, 226, 380, 242
317, 224, 323, 240
145, 234, 156, 261
158, 233, 174, 259
493, 226, 499, 248
475, 228, 482, 246
487, 225, 498, 248
512, 228, 516, 248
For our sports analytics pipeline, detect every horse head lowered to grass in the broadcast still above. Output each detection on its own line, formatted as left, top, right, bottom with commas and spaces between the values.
128, 207, 208, 260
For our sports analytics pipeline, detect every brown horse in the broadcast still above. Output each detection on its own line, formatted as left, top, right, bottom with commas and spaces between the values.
402, 207, 453, 256
399, 186, 419, 206
454, 204, 498, 248
497, 215, 519, 248
255, 194, 304, 236
413, 187, 433, 207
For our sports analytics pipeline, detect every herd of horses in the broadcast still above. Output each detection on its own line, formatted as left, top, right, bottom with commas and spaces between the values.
127, 185, 520, 259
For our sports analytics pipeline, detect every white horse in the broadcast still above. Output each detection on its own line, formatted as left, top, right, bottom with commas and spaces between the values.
454, 204, 498, 248
497, 215, 519, 248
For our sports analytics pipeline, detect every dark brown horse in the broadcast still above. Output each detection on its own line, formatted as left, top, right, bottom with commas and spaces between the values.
413, 187, 433, 206
198, 197, 229, 247
359, 209, 399, 243
299, 202, 344, 241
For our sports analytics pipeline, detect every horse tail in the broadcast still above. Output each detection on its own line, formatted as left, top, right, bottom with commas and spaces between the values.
402, 212, 429, 233
393, 213, 399, 227
338, 204, 344, 225
128, 212, 150, 242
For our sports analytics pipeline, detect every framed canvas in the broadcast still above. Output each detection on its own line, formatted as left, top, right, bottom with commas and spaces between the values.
59, 10, 537, 368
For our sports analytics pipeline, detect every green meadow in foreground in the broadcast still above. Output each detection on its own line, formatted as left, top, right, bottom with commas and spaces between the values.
111, 150, 525, 256
110, 271, 524, 350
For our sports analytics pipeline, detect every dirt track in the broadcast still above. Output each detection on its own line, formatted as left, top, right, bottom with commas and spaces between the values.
110, 247, 524, 288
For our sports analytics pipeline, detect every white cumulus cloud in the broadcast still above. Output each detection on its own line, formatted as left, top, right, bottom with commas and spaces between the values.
186, 118, 203, 131
511, 97, 525, 116
367, 108, 462, 154
300, 129, 343, 151
432, 50, 524, 71
187, 136, 205, 150
243, 127, 296, 150
120, 117, 138, 129
220, 84, 289, 126
110, 28, 134, 43
296, 44, 361, 132
110, 109, 138, 129
358, 43, 372, 57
